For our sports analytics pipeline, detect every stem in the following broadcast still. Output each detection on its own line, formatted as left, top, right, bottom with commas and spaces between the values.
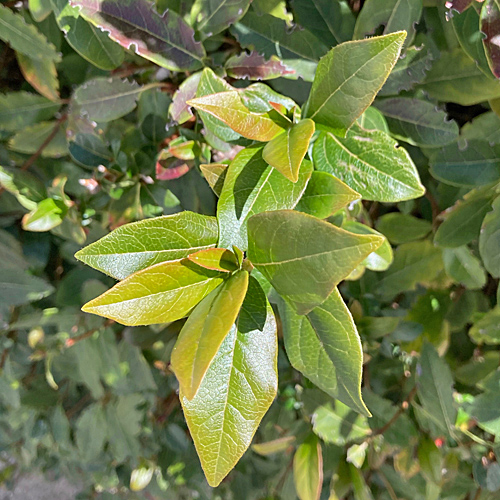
65, 319, 114, 348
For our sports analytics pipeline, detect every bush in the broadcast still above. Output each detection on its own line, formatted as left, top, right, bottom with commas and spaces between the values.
1, 0, 500, 498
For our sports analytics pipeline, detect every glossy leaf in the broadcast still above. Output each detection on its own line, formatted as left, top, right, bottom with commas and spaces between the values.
0, 166, 46, 210
71, 0, 205, 71
262, 119, 315, 182
481, 0, 500, 79
180, 276, 277, 486
51, 0, 124, 70
200, 163, 228, 197
74, 78, 143, 122
22, 198, 67, 232
82, 260, 225, 326
443, 247, 487, 290
374, 98, 459, 147
247, 210, 383, 314
187, 248, 239, 273
171, 269, 249, 400
188, 91, 285, 142
225, 52, 294, 81
191, 0, 251, 37
217, 146, 312, 250
293, 435, 323, 500
295, 171, 361, 219
479, 197, 500, 277
376, 213, 432, 244
304, 32, 406, 137
313, 125, 425, 202
0, 4, 60, 62
75, 212, 219, 280
448, 0, 475, 13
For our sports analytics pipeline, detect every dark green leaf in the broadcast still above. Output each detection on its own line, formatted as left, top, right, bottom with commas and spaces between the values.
376, 213, 432, 244
0, 269, 54, 307
191, 0, 251, 37
479, 197, 500, 277
443, 247, 487, 289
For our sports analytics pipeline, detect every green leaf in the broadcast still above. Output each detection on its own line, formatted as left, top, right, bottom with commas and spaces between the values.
0, 269, 54, 307
293, 435, 323, 500
262, 119, 315, 182
75, 212, 219, 280
17, 53, 59, 102
51, 0, 124, 70
429, 140, 500, 187
72, 0, 205, 71
217, 146, 313, 250
296, 171, 361, 219
191, 0, 251, 37
420, 49, 500, 105
480, 197, 500, 277
417, 437, 442, 485
313, 125, 425, 202
354, 0, 422, 47
187, 248, 239, 273
74, 78, 143, 122
303, 32, 406, 137
9, 122, 68, 158
29, 0, 52, 21
171, 269, 249, 400
376, 213, 432, 244
0, 92, 60, 132
200, 163, 228, 197
22, 198, 67, 232
188, 91, 285, 142
434, 189, 495, 248
252, 436, 296, 456
231, 11, 328, 81
291, 0, 355, 47
417, 343, 457, 437
462, 111, 500, 144
0, 4, 61, 62
75, 404, 107, 462
375, 240, 443, 299
0, 166, 46, 211
470, 307, 500, 345
481, 0, 500, 79
82, 260, 225, 326
443, 247, 487, 290
247, 210, 383, 314
374, 98, 459, 147
469, 387, 500, 435
241, 82, 296, 113
342, 221, 393, 272
180, 276, 277, 487
312, 401, 370, 445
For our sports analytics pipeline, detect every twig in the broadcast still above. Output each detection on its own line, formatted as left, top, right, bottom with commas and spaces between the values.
65, 319, 114, 348
65, 393, 92, 419
472, 488, 482, 500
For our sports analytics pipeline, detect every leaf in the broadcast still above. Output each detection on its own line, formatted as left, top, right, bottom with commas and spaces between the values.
448, 0, 475, 13
462, 111, 500, 143
241, 82, 296, 113
374, 98, 459, 147
296, 171, 361, 219
16, 54, 60, 102
180, 276, 277, 487
376, 213, 432, 245
252, 436, 296, 456
217, 146, 312, 250
0, 4, 61, 62
303, 32, 406, 137
443, 247, 487, 289
171, 269, 249, 400
247, 210, 383, 315
434, 189, 494, 248
470, 307, 500, 345
74, 78, 143, 122
71, 0, 206, 71
313, 125, 425, 202
291, 0, 355, 47
481, 0, 500, 79
81, 260, 225, 326
169, 71, 202, 124
293, 435, 323, 500
354, 0, 423, 47
417, 343, 457, 437
51, 0, 124, 70
187, 248, 239, 273
76, 212, 218, 279
429, 140, 500, 187
188, 91, 285, 142
230, 11, 329, 81
0, 166, 46, 211
75, 404, 107, 462
0, 92, 60, 132
191, 0, 252, 37
468, 388, 500, 435
225, 52, 294, 80
68, 133, 113, 168
420, 49, 500, 105
262, 119, 315, 182
375, 240, 444, 299
200, 163, 228, 197
29, 0, 52, 21
480, 195, 500, 278
9, 122, 68, 158
22, 198, 67, 232
0, 269, 54, 307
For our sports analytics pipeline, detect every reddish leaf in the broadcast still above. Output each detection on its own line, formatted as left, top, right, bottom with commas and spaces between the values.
156, 157, 190, 180
446, 0, 483, 13
225, 52, 295, 80
481, 0, 500, 79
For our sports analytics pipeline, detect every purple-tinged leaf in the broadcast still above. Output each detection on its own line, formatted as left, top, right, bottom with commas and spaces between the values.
169, 72, 202, 124
481, 0, 500, 79
446, 0, 476, 14
225, 52, 295, 81
70, 0, 205, 71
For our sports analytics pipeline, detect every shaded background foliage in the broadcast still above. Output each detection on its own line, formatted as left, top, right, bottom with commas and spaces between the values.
0, 0, 500, 499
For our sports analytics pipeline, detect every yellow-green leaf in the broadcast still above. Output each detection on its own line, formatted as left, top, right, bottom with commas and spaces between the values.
293, 435, 323, 500
187, 248, 239, 272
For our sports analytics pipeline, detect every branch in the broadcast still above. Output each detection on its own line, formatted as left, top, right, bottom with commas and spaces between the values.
65, 319, 114, 348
